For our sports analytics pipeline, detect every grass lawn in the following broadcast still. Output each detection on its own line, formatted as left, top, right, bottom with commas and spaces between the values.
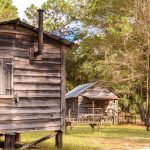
1, 125, 150, 150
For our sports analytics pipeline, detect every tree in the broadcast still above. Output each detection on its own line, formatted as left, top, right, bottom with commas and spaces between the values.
24, 0, 149, 117
0, 0, 18, 22
66, 0, 149, 118
25, 0, 76, 33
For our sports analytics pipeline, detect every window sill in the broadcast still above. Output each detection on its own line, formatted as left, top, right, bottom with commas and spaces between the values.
0, 95, 14, 99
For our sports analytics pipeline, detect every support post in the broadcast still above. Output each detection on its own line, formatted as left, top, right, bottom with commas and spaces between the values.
92, 100, 95, 115
77, 98, 80, 118
55, 130, 63, 149
5, 133, 16, 150
15, 133, 21, 143
92, 100, 95, 121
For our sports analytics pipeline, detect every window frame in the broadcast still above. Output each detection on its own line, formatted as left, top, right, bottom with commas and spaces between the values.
0, 57, 13, 95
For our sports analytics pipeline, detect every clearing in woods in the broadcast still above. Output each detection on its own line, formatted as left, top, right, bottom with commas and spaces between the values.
1, 125, 150, 150
22, 125, 150, 150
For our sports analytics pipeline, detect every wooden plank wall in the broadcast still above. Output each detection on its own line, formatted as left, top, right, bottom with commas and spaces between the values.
66, 98, 118, 118
66, 99, 78, 117
0, 26, 63, 133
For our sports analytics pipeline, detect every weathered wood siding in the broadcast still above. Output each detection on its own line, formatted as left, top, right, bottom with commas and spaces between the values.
66, 98, 118, 118
0, 25, 65, 133
66, 99, 78, 117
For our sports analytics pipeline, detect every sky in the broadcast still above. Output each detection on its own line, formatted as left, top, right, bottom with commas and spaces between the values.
12, 0, 46, 19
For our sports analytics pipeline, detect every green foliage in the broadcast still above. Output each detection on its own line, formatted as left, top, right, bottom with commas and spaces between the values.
25, 0, 75, 32
0, 0, 18, 22
24, 0, 149, 114
66, 0, 149, 117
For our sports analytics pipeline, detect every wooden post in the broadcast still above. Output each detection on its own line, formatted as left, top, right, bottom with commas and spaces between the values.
77, 97, 81, 118
15, 133, 20, 143
92, 100, 95, 121
92, 100, 95, 116
55, 130, 63, 149
68, 107, 71, 117
5, 133, 16, 150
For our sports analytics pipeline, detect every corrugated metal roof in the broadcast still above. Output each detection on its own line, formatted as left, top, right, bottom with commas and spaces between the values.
0, 19, 74, 46
65, 82, 96, 99
66, 82, 118, 100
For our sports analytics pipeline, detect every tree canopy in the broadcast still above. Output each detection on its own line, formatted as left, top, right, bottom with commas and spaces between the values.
0, 0, 18, 22
25, 0, 75, 32
24, 0, 150, 116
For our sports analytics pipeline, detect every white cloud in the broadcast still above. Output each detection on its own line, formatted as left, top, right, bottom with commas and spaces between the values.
12, 0, 46, 19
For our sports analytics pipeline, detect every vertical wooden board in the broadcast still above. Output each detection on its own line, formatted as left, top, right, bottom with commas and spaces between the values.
4, 133, 16, 150
60, 45, 66, 130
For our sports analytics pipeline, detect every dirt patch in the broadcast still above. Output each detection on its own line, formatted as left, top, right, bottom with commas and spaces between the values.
97, 138, 150, 150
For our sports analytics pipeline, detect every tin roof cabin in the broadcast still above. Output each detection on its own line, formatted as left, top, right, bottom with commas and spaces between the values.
0, 10, 73, 149
65, 82, 119, 125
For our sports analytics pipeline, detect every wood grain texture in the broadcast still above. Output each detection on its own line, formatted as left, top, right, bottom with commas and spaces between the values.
60, 45, 66, 130
0, 25, 64, 133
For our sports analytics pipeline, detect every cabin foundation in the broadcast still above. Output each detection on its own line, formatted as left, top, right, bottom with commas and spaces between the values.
4, 133, 16, 150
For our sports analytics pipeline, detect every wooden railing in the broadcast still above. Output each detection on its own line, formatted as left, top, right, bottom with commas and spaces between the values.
65, 114, 117, 126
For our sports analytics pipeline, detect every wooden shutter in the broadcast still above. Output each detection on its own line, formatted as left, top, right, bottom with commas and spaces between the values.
0, 58, 13, 95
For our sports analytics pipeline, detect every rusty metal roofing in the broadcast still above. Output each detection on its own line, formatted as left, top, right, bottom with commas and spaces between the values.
0, 18, 74, 46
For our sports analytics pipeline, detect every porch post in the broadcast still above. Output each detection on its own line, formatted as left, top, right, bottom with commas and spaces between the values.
92, 100, 95, 120
77, 96, 83, 118
77, 97, 80, 118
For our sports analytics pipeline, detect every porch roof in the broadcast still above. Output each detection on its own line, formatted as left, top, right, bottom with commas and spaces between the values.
65, 82, 96, 99
65, 82, 118, 100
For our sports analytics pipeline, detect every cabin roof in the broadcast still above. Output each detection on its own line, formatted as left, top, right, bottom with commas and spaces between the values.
65, 82, 96, 99
83, 87, 118, 100
65, 82, 118, 100
0, 19, 74, 46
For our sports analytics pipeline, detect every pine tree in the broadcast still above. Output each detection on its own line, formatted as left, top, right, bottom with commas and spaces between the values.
0, 0, 18, 22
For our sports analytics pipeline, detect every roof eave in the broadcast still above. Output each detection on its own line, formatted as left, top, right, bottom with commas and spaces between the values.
0, 18, 75, 46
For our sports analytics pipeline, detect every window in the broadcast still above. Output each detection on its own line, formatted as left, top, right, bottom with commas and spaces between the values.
0, 58, 13, 95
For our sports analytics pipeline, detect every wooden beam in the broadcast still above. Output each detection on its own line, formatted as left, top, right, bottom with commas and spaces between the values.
4, 133, 16, 150
55, 130, 63, 149
60, 45, 66, 130
19, 134, 56, 150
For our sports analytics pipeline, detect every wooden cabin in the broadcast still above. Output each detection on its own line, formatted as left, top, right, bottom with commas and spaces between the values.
0, 10, 73, 149
66, 82, 119, 125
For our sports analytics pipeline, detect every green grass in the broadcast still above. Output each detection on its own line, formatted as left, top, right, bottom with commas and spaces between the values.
1, 125, 150, 150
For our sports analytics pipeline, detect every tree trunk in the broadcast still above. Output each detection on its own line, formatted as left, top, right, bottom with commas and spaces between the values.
147, 52, 150, 118
137, 102, 145, 122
